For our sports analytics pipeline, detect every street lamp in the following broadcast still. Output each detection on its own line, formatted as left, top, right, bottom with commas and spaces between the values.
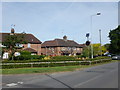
90, 12, 101, 59
99, 29, 102, 56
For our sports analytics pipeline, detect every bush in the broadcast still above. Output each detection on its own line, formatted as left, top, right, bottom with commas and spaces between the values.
95, 56, 110, 59
2, 62, 81, 69
2, 64, 31, 69
32, 55, 45, 60
80, 62, 90, 65
51, 56, 76, 60
2, 59, 41, 63
76, 55, 82, 58
2, 56, 111, 63
2, 59, 112, 69
20, 51, 31, 55
8, 55, 46, 60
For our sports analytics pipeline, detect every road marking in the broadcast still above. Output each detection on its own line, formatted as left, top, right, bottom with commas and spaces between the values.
6, 83, 18, 87
74, 68, 117, 88
17, 82, 23, 84
74, 75, 102, 88
6, 81, 23, 87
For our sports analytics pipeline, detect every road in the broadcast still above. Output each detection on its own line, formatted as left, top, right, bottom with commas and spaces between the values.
2, 62, 119, 89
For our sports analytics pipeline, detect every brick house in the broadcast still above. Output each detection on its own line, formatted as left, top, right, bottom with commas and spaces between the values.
41, 36, 84, 56
0, 28, 42, 56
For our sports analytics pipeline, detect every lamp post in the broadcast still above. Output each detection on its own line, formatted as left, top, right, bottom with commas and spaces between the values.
99, 29, 102, 56
90, 12, 101, 59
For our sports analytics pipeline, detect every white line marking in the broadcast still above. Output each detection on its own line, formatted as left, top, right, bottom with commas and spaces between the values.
17, 82, 23, 84
6, 83, 18, 87
74, 75, 102, 88
74, 68, 117, 88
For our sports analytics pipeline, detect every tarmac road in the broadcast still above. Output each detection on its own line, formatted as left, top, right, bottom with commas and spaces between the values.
2, 62, 119, 89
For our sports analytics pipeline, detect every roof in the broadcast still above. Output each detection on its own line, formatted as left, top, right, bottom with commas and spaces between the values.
79, 44, 86, 47
42, 39, 83, 48
23, 48, 37, 53
0, 33, 42, 44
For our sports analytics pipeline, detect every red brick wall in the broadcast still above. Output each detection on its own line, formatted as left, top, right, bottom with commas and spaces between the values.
22, 44, 28, 49
22, 44, 41, 55
41, 47, 58, 55
41, 47, 83, 56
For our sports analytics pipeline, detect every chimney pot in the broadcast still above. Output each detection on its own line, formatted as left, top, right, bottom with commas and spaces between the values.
63, 35, 67, 41
11, 28, 15, 33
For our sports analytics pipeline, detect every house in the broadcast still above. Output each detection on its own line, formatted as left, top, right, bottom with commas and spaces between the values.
0, 28, 42, 58
41, 36, 84, 56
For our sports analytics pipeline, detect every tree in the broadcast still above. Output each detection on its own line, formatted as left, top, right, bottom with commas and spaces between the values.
2, 33, 27, 60
108, 25, 120, 54
93, 43, 107, 56
104, 43, 110, 51
82, 46, 90, 58
82, 43, 108, 58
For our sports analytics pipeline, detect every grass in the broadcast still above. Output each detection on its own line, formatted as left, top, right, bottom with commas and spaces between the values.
1, 60, 117, 75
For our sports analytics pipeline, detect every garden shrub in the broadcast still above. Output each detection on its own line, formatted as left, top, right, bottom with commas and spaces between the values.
2, 56, 111, 63
2, 59, 112, 69
2, 64, 31, 69
10, 55, 46, 60
80, 62, 90, 65
20, 51, 31, 55
76, 55, 82, 59
51, 56, 76, 60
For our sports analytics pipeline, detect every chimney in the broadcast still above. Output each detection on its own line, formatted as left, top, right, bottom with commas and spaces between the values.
11, 28, 15, 33
10, 24, 15, 35
63, 35, 67, 41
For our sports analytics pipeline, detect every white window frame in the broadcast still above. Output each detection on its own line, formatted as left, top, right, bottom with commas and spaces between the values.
28, 43, 31, 48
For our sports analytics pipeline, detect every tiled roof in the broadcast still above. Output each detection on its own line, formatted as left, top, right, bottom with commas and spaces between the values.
42, 39, 83, 48
23, 48, 37, 53
0, 33, 42, 44
79, 44, 86, 47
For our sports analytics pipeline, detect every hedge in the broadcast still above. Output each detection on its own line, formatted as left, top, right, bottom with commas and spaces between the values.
2, 59, 112, 69
2, 64, 31, 69
2, 55, 110, 63
51, 56, 76, 60
2, 62, 81, 69
9, 55, 45, 60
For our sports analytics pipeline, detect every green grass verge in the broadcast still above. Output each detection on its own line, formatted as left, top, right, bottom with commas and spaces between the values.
1, 61, 117, 75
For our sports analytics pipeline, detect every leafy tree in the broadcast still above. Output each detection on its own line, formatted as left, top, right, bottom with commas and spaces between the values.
93, 43, 101, 56
104, 43, 110, 51
93, 44, 107, 56
82, 43, 107, 58
82, 46, 90, 58
2, 33, 27, 60
108, 25, 120, 54
101, 45, 107, 54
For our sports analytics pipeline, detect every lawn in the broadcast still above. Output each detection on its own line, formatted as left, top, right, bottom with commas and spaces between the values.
1, 61, 116, 75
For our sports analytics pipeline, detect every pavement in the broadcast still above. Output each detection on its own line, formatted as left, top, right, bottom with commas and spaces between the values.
1, 62, 119, 89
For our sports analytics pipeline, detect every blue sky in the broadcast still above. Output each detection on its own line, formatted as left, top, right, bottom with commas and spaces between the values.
2, 2, 118, 45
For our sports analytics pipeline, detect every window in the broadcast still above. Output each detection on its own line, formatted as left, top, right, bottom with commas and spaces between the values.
67, 47, 71, 50
16, 43, 19, 47
72, 47, 76, 50
28, 43, 31, 48
77, 48, 80, 50
16, 43, 23, 48
61, 47, 65, 51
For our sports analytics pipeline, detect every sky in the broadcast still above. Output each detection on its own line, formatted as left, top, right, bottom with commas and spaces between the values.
1, 1, 118, 45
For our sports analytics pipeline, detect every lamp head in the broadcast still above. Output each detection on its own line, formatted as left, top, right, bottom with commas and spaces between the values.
97, 12, 101, 15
